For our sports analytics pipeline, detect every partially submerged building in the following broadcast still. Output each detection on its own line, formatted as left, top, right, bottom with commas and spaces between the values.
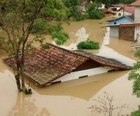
3, 43, 131, 87
108, 15, 134, 38
108, 0, 140, 41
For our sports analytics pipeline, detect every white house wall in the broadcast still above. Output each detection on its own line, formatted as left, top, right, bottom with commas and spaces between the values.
113, 9, 132, 18
110, 27, 119, 38
135, 7, 140, 22
52, 67, 114, 83
125, 11, 133, 16
135, 26, 140, 41
114, 10, 123, 17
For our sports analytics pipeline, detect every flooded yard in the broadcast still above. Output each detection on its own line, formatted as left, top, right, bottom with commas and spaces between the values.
0, 18, 139, 116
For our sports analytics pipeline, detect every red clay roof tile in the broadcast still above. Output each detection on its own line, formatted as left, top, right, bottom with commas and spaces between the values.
3, 43, 131, 87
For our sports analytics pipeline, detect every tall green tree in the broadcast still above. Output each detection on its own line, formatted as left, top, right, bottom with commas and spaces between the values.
0, 0, 69, 94
87, 2, 104, 19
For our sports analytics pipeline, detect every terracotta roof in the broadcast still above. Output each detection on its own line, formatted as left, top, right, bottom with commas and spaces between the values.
124, 5, 135, 13
112, 4, 135, 13
131, 0, 140, 6
75, 51, 131, 69
3, 43, 131, 87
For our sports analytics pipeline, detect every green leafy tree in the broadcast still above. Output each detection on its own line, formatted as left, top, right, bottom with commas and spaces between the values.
63, 0, 84, 21
87, 2, 104, 19
119, 0, 136, 4
0, 0, 69, 94
128, 48, 140, 115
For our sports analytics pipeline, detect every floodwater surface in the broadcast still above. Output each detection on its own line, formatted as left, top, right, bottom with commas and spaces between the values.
0, 18, 139, 116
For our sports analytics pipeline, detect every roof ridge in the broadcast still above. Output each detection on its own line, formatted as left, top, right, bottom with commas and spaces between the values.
45, 43, 89, 58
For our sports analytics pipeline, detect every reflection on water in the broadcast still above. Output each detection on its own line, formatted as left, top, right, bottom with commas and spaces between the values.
0, 70, 17, 116
7, 93, 50, 116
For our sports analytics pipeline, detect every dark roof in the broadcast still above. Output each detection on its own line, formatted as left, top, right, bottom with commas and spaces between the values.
74, 50, 131, 69
3, 43, 131, 87
127, 14, 134, 21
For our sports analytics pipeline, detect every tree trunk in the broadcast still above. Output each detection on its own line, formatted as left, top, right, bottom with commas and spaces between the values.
15, 52, 31, 94
15, 72, 22, 92
20, 66, 26, 92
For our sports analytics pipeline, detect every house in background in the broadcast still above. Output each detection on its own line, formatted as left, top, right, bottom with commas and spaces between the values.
108, 0, 140, 41
3, 43, 130, 87
131, 0, 140, 41
108, 15, 134, 38
102, 3, 135, 16
111, 4, 135, 17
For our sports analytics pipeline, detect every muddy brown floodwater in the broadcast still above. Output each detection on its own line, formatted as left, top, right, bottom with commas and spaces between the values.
0, 18, 139, 116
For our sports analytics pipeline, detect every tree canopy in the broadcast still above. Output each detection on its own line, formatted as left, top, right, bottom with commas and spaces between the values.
96, 0, 136, 8
0, 0, 69, 94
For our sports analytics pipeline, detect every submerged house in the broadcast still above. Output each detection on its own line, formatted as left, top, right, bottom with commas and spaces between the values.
108, 0, 140, 41
108, 15, 135, 39
3, 43, 130, 87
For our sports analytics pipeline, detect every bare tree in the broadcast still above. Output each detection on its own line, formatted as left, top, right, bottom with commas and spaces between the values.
89, 92, 129, 116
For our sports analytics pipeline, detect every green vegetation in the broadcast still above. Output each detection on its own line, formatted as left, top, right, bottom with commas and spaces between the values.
77, 39, 99, 49
96, 0, 136, 8
87, 2, 104, 19
128, 48, 140, 115
63, 0, 84, 21
0, 0, 69, 94
63, 0, 105, 20
131, 106, 140, 116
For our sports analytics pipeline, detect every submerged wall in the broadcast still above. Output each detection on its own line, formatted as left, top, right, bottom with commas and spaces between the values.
119, 26, 135, 41
52, 66, 114, 83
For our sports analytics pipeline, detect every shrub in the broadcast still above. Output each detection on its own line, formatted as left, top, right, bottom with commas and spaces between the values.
77, 40, 99, 49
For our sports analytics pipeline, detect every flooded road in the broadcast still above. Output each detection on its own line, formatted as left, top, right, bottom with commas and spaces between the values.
0, 18, 139, 116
